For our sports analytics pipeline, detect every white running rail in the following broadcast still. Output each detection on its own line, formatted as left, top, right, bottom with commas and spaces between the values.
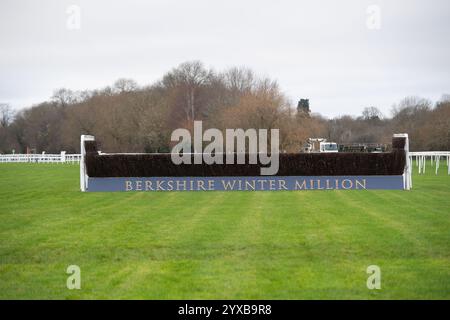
409, 151, 450, 175
0, 152, 81, 164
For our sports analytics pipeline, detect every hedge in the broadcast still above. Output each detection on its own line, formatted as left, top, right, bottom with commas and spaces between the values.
85, 137, 406, 177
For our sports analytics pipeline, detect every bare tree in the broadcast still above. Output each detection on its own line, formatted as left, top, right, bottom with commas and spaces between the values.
0, 103, 15, 153
391, 96, 432, 118
223, 67, 254, 93
52, 88, 79, 107
162, 61, 213, 122
113, 78, 138, 93
361, 106, 383, 121
0, 103, 14, 127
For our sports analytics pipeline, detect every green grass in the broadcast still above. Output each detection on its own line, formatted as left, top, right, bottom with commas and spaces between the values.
0, 163, 449, 299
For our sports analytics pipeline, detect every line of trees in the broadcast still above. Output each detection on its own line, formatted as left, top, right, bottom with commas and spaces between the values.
1, 61, 449, 153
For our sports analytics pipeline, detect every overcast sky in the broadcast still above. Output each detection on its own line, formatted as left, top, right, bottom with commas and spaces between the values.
1, 0, 449, 117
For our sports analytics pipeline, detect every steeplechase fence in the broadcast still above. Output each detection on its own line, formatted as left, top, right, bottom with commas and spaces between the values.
0, 152, 81, 164
80, 133, 412, 192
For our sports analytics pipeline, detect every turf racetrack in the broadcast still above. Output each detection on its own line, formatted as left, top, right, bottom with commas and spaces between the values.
0, 163, 449, 299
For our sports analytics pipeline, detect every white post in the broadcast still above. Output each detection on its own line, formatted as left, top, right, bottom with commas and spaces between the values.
420, 156, 423, 174
409, 156, 413, 188
423, 156, 426, 174
436, 156, 440, 175
448, 155, 450, 175
80, 135, 95, 192
61, 151, 66, 163
418, 156, 421, 174
394, 133, 411, 190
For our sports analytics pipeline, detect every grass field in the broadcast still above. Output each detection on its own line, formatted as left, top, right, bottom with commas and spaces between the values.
0, 163, 449, 299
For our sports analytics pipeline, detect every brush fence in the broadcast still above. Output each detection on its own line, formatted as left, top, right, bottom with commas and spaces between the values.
80, 134, 411, 192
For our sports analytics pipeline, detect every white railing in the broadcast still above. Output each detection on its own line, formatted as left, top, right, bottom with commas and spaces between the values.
0, 152, 81, 164
409, 151, 450, 175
